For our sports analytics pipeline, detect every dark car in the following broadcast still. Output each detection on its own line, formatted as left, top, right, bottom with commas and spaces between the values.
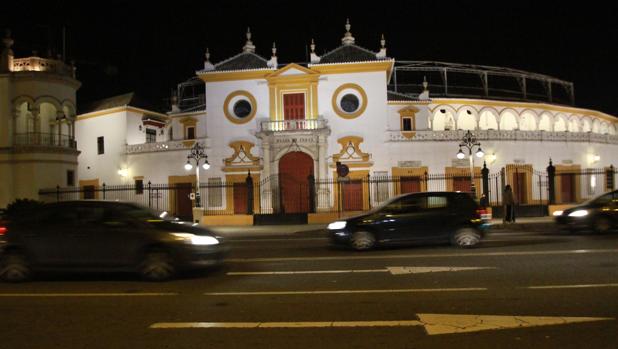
328, 192, 489, 251
554, 190, 618, 234
0, 201, 225, 282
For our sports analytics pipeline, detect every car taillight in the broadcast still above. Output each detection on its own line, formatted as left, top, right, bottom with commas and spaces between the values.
0, 226, 7, 235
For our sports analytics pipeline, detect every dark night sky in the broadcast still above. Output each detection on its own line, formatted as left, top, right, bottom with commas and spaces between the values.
2, 1, 617, 115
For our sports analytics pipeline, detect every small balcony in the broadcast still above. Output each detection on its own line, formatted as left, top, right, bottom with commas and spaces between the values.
125, 137, 209, 154
12, 57, 76, 78
260, 119, 328, 132
14, 133, 77, 149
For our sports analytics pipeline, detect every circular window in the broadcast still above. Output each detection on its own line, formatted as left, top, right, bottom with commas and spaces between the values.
340, 94, 360, 113
233, 100, 252, 118
332, 84, 368, 119
223, 91, 257, 124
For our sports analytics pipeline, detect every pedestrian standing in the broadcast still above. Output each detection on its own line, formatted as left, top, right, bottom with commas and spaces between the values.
503, 185, 515, 223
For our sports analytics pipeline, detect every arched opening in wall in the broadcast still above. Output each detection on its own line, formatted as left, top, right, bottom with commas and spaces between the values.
519, 111, 537, 131
39, 103, 56, 135
609, 124, 617, 135
600, 122, 609, 135
582, 119, 592, 132
554, 115, 567, 132
278, 151, 314, 214
14, 102, 29, 135
539, 113, 552, 131
499, 111, 518, 130
456, 109, 476, 130
432, 109, 455, 131
479, 110, 498, 130
568, 118, 580, 132
592, 120, 601, 133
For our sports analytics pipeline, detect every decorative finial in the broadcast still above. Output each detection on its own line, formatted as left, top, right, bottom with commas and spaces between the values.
3, 29, 14, 50
341, 18, 355, 45
310, 38, 321, 64
267, 42, 278, 68
376, 34, 387, 59
422, 76, 428, 91
243, 27, 256, 53
419, 76, 430, 100
271, 42, 277, 57
203, 47, 215, 71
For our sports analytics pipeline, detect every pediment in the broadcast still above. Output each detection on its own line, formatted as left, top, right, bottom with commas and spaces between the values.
266, 63, 319, 80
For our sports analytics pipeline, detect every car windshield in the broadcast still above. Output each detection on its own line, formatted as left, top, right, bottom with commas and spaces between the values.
585, 191, 618, 206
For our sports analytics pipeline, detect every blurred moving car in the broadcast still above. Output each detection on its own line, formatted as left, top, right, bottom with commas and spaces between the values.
554, 189, 618, 234
0, 201, 225, 282
328, 192, 489, 251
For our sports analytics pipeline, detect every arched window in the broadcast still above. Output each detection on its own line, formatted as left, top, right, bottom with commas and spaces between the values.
432, 108, 455, 131
519, 111, 537, 131
499, 110, 518, 130
456, 108, 476, 130
479, 110, 498, 130
554, 114, 567, 132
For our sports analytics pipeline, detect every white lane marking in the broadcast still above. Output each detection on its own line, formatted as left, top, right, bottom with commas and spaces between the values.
526, 283, 618, 290
227, 266, 495, 276
151, 320, 423, 329
0, 293, 178, 297
226, 249, 618, 263
151, 314, 613, 335
203, 287, 487, 296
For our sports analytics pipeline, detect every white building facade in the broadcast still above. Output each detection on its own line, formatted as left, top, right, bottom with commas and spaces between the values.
71, 22, 618, 223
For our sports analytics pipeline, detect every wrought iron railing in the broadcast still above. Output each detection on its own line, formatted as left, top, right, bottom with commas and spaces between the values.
14, 133, 76, 149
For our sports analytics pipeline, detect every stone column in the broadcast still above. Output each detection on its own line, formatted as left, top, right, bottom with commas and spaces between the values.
261, 140, 273, 213
30, 107, 40, 145
317, 135, 330, 211
56, 110, 65, 146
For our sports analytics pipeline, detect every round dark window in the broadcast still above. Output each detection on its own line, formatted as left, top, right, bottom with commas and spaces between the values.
233, 100, 252, 118
340, 94, 360, 113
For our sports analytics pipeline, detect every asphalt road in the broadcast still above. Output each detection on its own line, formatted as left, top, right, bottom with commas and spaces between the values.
1, 228, 617, 349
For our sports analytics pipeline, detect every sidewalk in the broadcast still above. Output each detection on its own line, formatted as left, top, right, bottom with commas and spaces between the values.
210, 216, 556, 238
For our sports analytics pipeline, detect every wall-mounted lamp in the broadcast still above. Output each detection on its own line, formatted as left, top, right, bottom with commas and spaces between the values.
588, 153, 600, 165
117, 169, 129, 177
486, 153, 497, 164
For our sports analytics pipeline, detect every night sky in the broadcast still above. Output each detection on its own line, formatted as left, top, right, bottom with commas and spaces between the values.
2, 1, 617, 115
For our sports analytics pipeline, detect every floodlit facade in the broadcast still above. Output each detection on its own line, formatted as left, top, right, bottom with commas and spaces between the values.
60, 21, 618, 221
0, 31, 80, 208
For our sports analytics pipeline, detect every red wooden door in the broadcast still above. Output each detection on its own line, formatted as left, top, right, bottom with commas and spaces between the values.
279, 152, 313, 213
283, 93, 305, 120
512, 172, 528, 204
400, 176, 421, 194
342, 180, 363, 211
561, 174, 575, 203
175, 183, 193, 221
453, 176, 471, 193
233, 183, 248, 214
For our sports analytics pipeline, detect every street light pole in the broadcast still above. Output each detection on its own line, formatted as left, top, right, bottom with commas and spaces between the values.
456, 130, 484, 198
184, 142, 210, 208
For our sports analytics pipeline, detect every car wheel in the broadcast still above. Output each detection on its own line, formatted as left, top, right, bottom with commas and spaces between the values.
139, 250, 175, 281
350, 231, 376, 251
451, 228, 481, 248
0, 252, 31, 282
592, 216, 612, 234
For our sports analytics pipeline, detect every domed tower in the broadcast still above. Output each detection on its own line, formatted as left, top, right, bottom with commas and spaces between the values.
0, 30, 81, 208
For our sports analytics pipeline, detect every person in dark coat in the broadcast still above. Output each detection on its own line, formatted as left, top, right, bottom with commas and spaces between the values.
503, 185, 515, 223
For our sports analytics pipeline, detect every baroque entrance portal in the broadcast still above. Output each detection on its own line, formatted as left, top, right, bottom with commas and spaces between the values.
279, 151, 314, 213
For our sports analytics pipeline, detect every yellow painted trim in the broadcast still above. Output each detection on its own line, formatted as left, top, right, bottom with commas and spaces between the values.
223, 90, 257, 125
179, 117, 197, 126
399, 107, 418, 137
554, 164, 582, 204
333, 136, 371, 163
332, 83, 368, 119
76, 106, 168, 121
504, 164, 535, 205
266, 64, 321, 121
79, 179, 99, 200
225, 173, 261, 213
391, 167, 429, 195
202, 215, 253, 226
222, 166, 262, 173
168, 175, 196, 217
170, 111, 206, 118
198, 70, 273, 82
224, 141, 260, 166
333, 170, 371, 211
445, 167, 482, 199
310, 61, 393, 79
431, 98, 618, 124
266, 63, 319, 79
133, 176, 144, 180
182, 140, 196, 148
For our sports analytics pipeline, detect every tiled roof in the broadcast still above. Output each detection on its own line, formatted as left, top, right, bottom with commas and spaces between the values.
214, 52, 269, 71
387, 91, 425, 102
319, 44, 382, 64
80, 92, 164, 114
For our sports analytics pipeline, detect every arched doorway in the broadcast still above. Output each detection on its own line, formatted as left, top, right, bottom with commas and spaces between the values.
279, 151, 314, 213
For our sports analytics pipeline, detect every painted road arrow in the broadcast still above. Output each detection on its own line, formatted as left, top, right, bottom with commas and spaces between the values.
227, 266, 495, 276
150, 313, 613, 335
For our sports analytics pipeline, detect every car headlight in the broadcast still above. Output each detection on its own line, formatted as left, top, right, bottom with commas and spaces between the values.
171, 233, 219, 245
568, 210, 589, 218
328, 221, 347, 230
552, 210, 564, 216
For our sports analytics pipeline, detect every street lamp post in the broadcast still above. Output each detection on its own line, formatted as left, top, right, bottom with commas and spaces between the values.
456, 131, 484, 198
183, 142, 210, 208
